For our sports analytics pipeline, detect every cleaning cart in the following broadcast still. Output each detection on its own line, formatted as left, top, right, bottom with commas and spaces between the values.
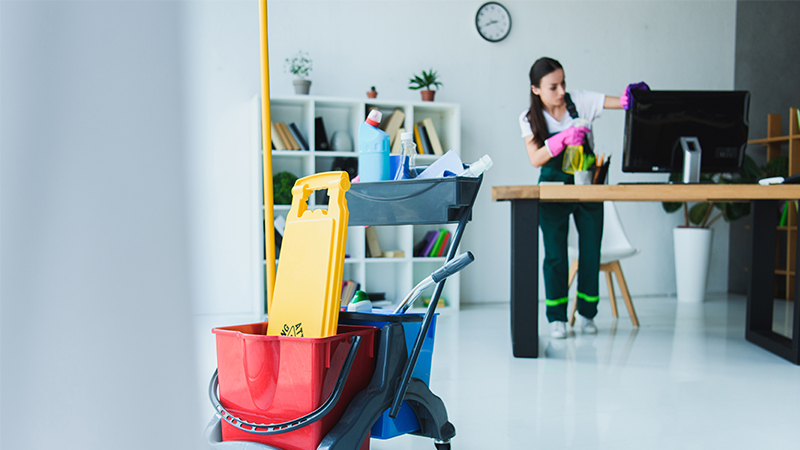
206, 174, 483, 449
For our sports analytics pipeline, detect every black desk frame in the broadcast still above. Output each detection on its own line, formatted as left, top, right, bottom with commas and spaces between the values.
508, 198, 800, 364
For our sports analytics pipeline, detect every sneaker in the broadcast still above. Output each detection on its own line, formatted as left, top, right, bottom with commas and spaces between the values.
550, 321, 567, 339
580, 316, 598, 334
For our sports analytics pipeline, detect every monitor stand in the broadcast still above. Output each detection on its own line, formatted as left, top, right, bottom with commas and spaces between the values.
680, 137, 702, 184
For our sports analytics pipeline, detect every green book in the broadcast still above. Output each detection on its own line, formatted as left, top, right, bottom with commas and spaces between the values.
428, 229, 448, 257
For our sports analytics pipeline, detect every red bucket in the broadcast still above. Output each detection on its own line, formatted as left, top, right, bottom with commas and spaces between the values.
212, 322, 377, 450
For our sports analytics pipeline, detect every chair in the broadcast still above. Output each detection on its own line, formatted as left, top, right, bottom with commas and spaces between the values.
567, 201, 640, 327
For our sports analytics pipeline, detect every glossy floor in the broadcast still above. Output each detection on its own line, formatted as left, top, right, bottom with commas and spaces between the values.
371, 294, 800, 450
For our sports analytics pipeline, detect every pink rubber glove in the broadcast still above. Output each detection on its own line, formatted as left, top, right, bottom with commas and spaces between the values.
544, 126, 590, 157
620, 81, 650, 110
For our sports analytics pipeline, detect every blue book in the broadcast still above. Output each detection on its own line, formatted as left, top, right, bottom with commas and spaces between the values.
289, 123, 309, 150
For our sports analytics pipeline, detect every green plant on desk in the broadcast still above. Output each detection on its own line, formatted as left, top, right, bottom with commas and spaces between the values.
662, 154, 788, 227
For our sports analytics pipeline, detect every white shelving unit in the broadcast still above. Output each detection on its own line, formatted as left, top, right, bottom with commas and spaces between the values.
261, 94, 462, 313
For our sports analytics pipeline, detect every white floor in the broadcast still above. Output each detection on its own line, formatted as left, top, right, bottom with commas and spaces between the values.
200, 294, 800, 449
368, 294, 800, 450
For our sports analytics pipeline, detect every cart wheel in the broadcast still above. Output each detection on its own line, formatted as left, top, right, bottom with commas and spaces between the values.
434, 442, 451, 450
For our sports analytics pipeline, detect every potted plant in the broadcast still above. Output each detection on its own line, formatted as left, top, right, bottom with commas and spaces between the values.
663, 155, 787, 302
367, 86, 378, 99
409, 69, 442, 101
285, 51, 312, 95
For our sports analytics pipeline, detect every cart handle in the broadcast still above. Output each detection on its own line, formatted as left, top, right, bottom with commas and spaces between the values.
208, 335, 362, 435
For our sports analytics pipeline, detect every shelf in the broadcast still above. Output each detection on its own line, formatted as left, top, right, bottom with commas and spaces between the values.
262, 94, 462, 312
748, 136, 795, 145
775, 270, 796, 276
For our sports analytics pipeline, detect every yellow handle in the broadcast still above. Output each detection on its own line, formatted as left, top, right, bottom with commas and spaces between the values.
287, 171, 351, 222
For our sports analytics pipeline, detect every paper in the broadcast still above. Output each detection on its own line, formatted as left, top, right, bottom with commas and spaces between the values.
415, 149, 464, 180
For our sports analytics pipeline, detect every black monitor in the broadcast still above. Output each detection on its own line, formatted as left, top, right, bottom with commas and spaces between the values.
622, 90, 750, 182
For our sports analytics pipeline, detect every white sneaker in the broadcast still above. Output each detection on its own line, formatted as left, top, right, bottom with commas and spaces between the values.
550, 321, 567, 339
580, 316, 598, 334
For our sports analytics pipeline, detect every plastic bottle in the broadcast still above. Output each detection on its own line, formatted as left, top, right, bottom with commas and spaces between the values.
394, 131, 417, 180
459, 155, 493, 177
358, 110, 391, 182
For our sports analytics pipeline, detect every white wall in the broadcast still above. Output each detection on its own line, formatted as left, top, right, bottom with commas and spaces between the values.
186, 0, 737, 310
0, 1, 202, 448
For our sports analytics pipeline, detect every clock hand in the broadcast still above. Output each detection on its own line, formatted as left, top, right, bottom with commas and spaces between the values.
486, 20, 498, 26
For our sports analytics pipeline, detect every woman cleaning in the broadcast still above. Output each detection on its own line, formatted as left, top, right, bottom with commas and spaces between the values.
518, 56, 646, 339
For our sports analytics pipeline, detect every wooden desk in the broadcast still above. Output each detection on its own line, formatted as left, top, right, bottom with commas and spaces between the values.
492, 184, 800, 364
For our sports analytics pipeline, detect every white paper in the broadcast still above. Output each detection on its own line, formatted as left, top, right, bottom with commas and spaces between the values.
415, 149, 464, 180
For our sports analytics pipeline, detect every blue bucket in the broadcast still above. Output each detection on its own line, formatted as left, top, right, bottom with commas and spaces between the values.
338, 311, 438, 439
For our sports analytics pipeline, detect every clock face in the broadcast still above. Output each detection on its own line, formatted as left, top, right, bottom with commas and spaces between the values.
476, 2, 511, 43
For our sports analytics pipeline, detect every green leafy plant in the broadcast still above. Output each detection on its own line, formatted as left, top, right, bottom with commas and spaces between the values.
284, 51, 312, 79
408, 69, 442, 91
663, 155, 788, 227
273, 171, 298, 205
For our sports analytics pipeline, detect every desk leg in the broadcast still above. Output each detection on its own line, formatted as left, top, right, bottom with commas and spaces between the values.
746, 199, 800, 364
510, 199, 538, 358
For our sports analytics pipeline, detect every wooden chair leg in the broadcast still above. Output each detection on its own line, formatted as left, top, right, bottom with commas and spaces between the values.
568, 259, 579, 326
611, 261, 639, 327
600, 264, 618, 318
569, 294, 578, 326
567, 259, 578, 288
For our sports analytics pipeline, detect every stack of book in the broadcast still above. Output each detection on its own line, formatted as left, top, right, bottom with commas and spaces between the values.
412, 118, 444, 155
413, 229, 452, 257
271, 122, 309, 150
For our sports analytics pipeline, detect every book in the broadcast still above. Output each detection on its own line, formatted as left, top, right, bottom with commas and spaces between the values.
365, 226, 382, 258
414, 230, 437, 256
422, 118, 444, 155
421, 230, 440, 257
315, 117, 331, 150
429, 229, 448, 257
436, 231, 451, 257
271, 122, 286, 150
381, 109, 406, 149
417, 121, 433, 154
391, 127, 406, 154
279, 122, 299, 150
341, 280, 358, 307
413, 124, 425, 155
288, 123, 309, 150
275, 122, 293, 150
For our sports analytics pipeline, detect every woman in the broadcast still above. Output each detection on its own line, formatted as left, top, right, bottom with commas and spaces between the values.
518, 56, 646, 339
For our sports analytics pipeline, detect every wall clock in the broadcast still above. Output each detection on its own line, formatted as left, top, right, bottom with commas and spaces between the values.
476, 2, 511, 43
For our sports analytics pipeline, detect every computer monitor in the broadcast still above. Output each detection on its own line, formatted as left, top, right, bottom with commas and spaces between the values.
622, 90, 750, 182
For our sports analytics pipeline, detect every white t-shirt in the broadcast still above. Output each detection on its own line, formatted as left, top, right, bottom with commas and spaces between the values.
518, 90, 606, 146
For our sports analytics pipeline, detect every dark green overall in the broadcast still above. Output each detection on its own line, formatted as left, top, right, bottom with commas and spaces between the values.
539, 94, 604, 323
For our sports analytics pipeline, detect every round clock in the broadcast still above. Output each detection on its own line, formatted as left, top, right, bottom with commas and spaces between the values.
476, 2, 511, 43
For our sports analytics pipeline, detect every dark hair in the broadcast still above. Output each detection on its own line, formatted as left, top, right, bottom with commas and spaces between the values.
526, 57, 563, 148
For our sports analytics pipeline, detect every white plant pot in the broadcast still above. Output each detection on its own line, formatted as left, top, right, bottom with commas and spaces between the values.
673, 227, 713, 303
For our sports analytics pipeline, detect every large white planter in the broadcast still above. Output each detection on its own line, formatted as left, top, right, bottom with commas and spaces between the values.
673, 227, 713, 303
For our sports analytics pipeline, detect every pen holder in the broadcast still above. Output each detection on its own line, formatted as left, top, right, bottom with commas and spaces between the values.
574, 170, 593, 185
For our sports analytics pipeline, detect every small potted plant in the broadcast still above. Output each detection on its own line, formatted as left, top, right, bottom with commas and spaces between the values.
367, 86, 378, 98
284, 51, 312, 95
409, 69, 442, 101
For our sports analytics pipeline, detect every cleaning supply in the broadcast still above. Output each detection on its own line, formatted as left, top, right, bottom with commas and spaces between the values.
393, 132, 416, 180
561, 119, 591, 175
267, 172, 351, 338
358, 110, 391, 182
347, 290, 372, 312
459, 155, 493, 177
